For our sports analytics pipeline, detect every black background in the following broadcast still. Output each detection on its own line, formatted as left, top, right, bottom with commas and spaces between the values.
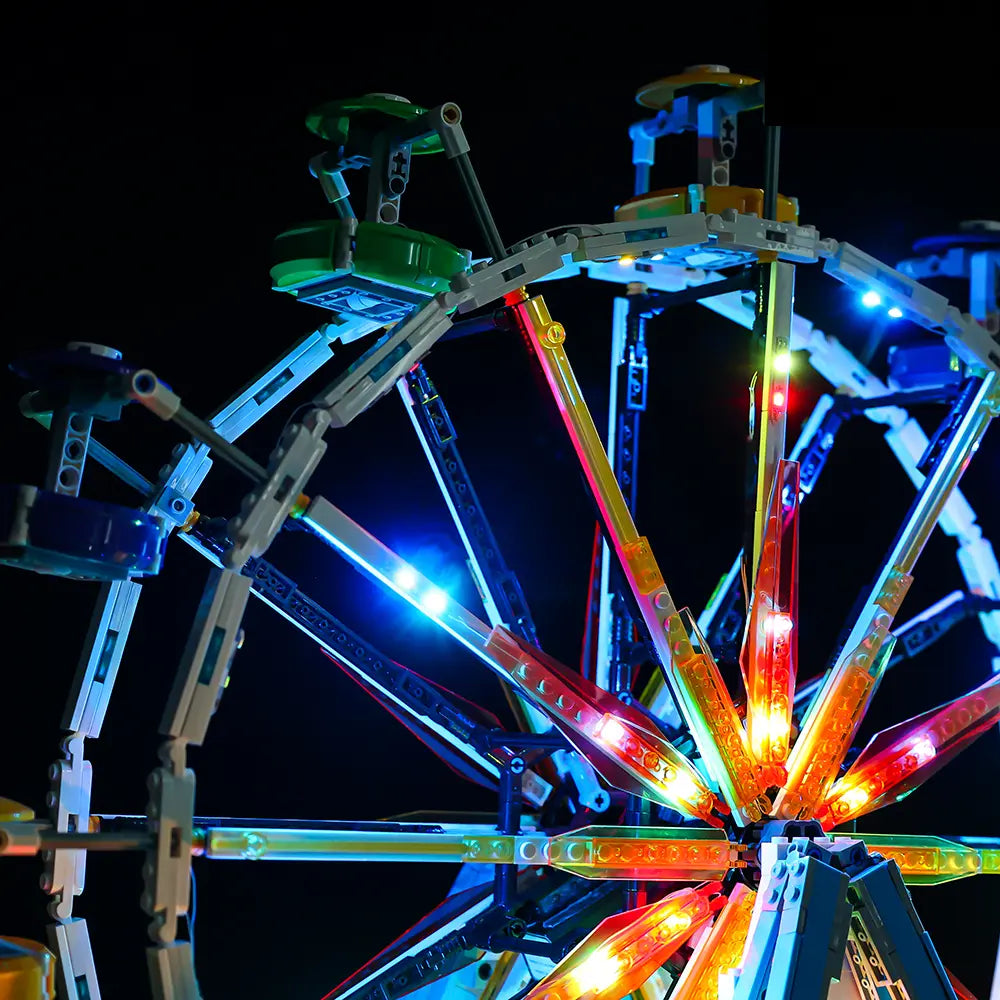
2, 16, 999, 1000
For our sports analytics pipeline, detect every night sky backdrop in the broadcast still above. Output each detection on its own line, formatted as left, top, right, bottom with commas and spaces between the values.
3, 18, 998, 1000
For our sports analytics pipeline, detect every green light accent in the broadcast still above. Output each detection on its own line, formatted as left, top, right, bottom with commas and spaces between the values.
857, 832, 989, 886
270, 220, 468, 296
705, 572, 731, 611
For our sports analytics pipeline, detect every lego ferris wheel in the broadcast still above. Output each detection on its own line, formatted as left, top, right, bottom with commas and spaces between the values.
1, 66, 998, 1000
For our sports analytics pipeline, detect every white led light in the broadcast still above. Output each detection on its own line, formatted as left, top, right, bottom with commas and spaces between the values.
420, 588, 449, 615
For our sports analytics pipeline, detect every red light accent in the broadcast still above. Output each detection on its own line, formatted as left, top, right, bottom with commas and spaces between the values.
772, 390, 786, 408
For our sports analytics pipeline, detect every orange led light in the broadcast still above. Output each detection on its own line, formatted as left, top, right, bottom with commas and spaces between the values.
775, 614, 897, 820
666, 610, 771, 824
546, 826, 740, 881
523, 884, 723, 1000
741, 461, 800, 786
671, 884, 757, 1000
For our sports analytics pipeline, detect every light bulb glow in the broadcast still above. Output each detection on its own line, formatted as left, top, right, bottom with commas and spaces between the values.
619, 256, 636, 267
665, 771, 700, 802
862, 290, 882, 308
888, 306, 903, 318
651, 253, 665, 261
764, 612, 793, 637
394, 567, 418, 591
773, 352, 792, 374
910, 736, 936, 765
420, 588, 449, 615
772, 390, 786, 408
595, 716, 628, 746
765, 709, 790, 741
573, 950, 622, 993
840, 786, 869, 811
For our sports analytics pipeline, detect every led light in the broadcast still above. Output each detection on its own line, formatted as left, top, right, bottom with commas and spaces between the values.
619, 256, 636, 267
765, 709, 790, 741
665, 771, 700, 802
596, 716, 628, 745
420, 588, 449, 614
651, 253, 665, 261
773, 352, 792, 374
910, 736, 936, 764
772, 390, 786, 408
862, 290, 882, 308
764, 612, 793, 636
841, 786, 869, 811
394, 567, 418, 591
888, 306, 903, 318
573, 950, 622, 993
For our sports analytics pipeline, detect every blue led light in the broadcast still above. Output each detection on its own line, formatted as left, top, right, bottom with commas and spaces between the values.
394, 566, 418, 590
888, 307, 903, 319
421, 588, 449, 614
862, 291, 882, 308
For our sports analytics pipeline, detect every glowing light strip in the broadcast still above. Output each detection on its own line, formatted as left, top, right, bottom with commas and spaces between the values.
301, 497, 719, 821
854, 833, 997, 886
671, 884, 757, 1000
751, 262, 794, 575
198, 824, 738, 879
513, 294, 768, 823
776, 371, 1000, 820
522, 884, 721, 1000
741, 460, 800, 785
396, 376, 504, 629
396, 374, 557, 741
818, 675, 1000, 828
172, 534, 509, 789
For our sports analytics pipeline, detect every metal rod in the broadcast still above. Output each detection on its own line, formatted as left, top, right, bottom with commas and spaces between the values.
172, 404, 268, 483
45, 831, 153, 852
453, 152, 506, 261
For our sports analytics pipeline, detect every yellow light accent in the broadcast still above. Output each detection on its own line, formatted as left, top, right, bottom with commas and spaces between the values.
619, 256, 636, 266
665, 771, 701, 803
573, 950, 623, 993
840, 786, 869, 812
773, 352, 792, 374
764, 709, 790, 742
